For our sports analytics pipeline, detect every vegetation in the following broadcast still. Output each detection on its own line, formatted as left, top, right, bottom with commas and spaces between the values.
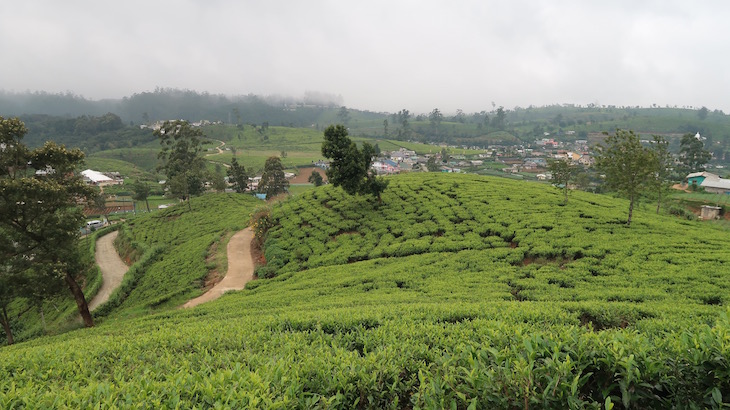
2, 173, 730, 407
308, 170, 324, 187
132, 180, 152, 212
108, 193, 260, 313
0, 117, 100, 341
594, 130, 657, 225
678, 132, 712, 174
322, 125, 389, 201
227, 157, 249, 193
547, 159, 575, 204
258, 156, 288, 197
155, 120, 207, 210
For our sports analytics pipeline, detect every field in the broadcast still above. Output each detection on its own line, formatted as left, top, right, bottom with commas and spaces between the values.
671, 191, 730, 206
2, 174, 730, 408
102, 193, 262, 316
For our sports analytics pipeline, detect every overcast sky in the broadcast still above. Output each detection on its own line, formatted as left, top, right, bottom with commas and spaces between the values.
1, 1, 729, 114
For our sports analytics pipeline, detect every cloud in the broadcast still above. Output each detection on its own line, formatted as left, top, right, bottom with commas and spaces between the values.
1, 0, 729, 114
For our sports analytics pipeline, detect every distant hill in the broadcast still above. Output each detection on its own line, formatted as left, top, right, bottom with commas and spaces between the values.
4, 89, 730, 151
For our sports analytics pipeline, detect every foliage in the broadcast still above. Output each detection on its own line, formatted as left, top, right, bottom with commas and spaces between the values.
3, 173, 730, 406
678, 132, 712, 174
250, 205, 275, 248
322, 124, 389, 201
155, 120, 206, 208
111, 193, 260, 311
547, 158, 575, 204
594, 129, 656, 225
131, 179, 151, 212
0, 116, 100, 337
209, 170, 227, 193
258, 156, 289, 197
308, 170, 324, 186
227, 157, 249, 193
426, 156, 440, 172
649, 135, 673, 213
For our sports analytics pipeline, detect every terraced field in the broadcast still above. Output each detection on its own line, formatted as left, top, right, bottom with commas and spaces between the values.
2, 174, 730, 408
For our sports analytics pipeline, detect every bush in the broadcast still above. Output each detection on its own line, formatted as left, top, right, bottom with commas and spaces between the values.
250, 205, 275, 247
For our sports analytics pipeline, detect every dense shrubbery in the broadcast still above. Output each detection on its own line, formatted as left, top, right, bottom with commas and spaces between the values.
3, 174, 730, 407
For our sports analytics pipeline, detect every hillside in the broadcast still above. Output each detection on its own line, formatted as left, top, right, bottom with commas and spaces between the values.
2, 174, 730, 408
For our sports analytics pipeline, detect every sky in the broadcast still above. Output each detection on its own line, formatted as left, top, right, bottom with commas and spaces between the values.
1, 0, 729, 114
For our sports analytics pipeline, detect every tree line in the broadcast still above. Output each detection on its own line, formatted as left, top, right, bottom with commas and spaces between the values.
548, 129, 712, 225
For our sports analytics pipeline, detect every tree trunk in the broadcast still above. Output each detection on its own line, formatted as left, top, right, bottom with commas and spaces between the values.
145, 198, 150, 213
64, 271, 94, 327
656, 189, 662, 214
1, 305, 14, 345
39, 305, 46, 334
627, 195, 634, 226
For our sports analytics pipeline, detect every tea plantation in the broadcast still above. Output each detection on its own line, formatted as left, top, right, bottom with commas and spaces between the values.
2, 173, 730, 409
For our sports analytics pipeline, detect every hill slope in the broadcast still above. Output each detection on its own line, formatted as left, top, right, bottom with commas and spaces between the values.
2, 174, 730, 408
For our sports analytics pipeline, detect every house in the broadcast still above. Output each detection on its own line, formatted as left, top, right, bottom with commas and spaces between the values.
81, 169, 123, 186
390, 148, 417, 162
700, 177, 730, 194
686, 172, 720, 187
372, 160, 399, 174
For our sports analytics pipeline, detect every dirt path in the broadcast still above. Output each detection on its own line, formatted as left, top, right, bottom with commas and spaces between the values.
205, 139, 226, 157
204, 139, 232, 169
89, 231, 129, 311
183, 228, 255, 308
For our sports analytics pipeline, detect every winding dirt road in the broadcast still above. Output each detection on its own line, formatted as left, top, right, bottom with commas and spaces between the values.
89, 231, 129, 311
183, 228, 255, 308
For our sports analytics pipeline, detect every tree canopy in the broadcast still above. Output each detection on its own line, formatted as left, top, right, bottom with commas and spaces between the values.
547, 159, 575, 205
594, 129, 656, 225
227, 158, 249, 193
678, 133, 712, 174
154, 120, 206, 210
259, 156, 288, 198
321, 124, 389, 202
0, 116, 99, 342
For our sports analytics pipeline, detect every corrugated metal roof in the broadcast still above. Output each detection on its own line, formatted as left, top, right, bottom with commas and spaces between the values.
81, 169, 112, 183
701, 178, 730, 190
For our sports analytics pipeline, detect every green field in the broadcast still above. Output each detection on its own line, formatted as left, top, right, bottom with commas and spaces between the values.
2, 174, 730, 408
671, 191, 730, 206
87, 147, 161, 174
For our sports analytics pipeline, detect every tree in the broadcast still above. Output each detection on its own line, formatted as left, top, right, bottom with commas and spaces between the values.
429, 108, 443, 129
337, 106, 350, 125
227, 158, 249, 193
308, 170, 324, 186
698, 106, 709, 120
259, 156, 288, 198
678, 133, 711, 174
594, 129, 656, 225
132, 180, 151, 212
154, 120, 206, 211
0, 117, 99, 334
383, 119, 389, 137
649, 135, 673, 214
321, 124, 389, 202
492, 106, 506, 130
210, 170, 227, 193
397, 109, 411, 139
547, 159, 575, 204
426, 156, 440, 172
